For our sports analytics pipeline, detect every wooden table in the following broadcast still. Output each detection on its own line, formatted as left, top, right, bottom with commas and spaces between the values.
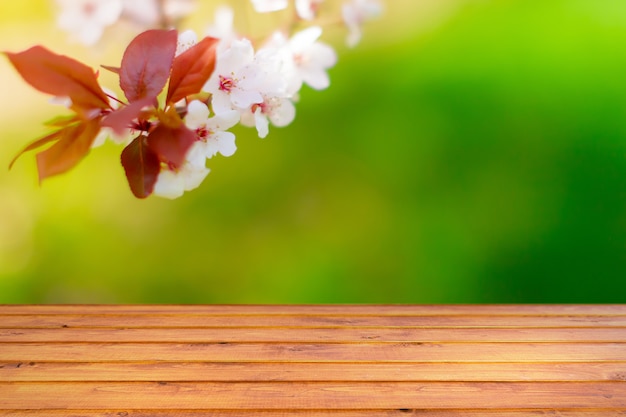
0, 305, 625, 416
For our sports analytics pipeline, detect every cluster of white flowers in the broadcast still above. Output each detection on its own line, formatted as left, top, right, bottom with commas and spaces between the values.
154, 22, 337, 198
53, 0, 383, 198
55, 0, 195, 45
250, 0, 383, 47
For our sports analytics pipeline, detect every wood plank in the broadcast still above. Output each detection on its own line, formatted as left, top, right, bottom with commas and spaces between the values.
1, 382, 624, 409
1, 327, 625, 343
1, 410, 625, 417
1, 342, 625, 362
1, 306, 623, 415
2, 315, 626, 329
2, 361, 626, 382
2, 304, 626, 316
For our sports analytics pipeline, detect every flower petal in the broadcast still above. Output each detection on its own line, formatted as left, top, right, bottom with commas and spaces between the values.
269, 98, 295, 127
185, 100, 210, 130
253, 107, 269, 138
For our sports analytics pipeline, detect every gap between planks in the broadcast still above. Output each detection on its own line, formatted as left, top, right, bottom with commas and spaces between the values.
0, 410, 625, 417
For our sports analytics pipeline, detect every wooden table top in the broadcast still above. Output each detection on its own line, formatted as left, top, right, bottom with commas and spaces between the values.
0, 305, 625, 416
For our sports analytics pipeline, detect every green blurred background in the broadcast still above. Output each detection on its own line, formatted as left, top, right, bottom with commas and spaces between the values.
1, 0, 625, 303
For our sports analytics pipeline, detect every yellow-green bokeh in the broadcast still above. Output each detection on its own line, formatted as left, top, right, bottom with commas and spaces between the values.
1, 0, 625, 303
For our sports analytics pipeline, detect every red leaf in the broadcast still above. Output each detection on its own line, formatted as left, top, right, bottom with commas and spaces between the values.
4, 46, 110, 114
44, 114, 82, 127
9, 130, 64, 170
35, 118, 101, 182
121, 135, 161, 198
119, 29, 178, 102
100, 97, 156, 135
147, 122, 196, 169
9, 113, 86, 170
166, 36, 219, 105
101, 65, 120, 75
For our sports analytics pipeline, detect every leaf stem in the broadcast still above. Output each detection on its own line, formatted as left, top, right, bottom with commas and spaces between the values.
105, 93, 126, 107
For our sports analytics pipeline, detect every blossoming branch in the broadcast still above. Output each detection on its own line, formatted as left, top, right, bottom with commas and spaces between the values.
4, 0, 383, 198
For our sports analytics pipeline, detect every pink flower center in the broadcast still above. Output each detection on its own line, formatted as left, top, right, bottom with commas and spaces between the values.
251, 102, 268, 115
308, 1, 321, 15
293, 53, 305, 66
132, 119, 152, 133
196, 126, 209, 141
219, 75, 235, 93
82, 2, 97, 16
165, 161, 178, 172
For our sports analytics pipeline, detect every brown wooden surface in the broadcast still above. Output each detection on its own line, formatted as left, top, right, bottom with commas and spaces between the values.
0, 305, 625, 415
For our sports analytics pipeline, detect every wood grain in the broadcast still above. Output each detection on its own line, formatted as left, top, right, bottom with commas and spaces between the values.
1, 342, 625, 362
0, 305, 624, 416
1, 327, 625, 342
1, 381, 625, 409
2, 314, 625, 328
1, 361, 626, 382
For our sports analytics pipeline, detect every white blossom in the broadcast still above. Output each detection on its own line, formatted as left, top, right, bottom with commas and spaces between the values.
288, 26, 337, 90
342, 0, 383, 47
240, 96, 295, 138
229, 45, 293, 137
262, 26, 336, 95
55, 0, 123, 45
185, 100, 240, 158
204, 39, 269, 114
295, 0, 323, 21
161, 0, 196, 21
121, 0, 195, 28
176, 29, 198, 56
250, 0, 288, 13
119, 0, 158, 27
91, 124, 132, 148
153, 99, 240, 199
47, 0, 382, 199
49, 96, 73, 108
153, 154, 210, 199
153, 122, 212, 200
205, 5, 237, 49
